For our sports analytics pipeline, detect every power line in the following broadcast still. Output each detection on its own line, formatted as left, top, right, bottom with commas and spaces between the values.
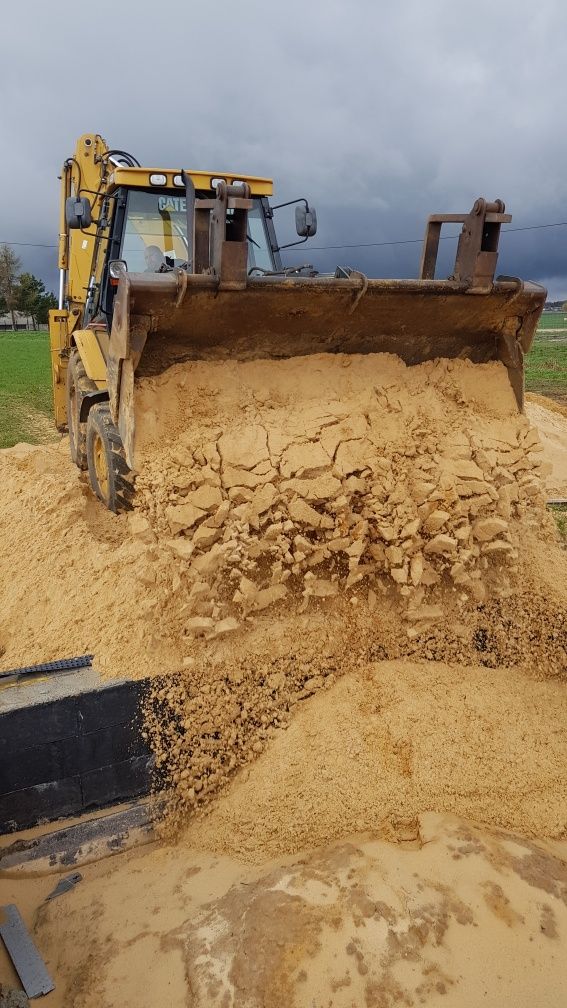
2, 218, 567, 254
301, 220, 567, 253
507, 221, 567, 233
0, 241, 57, 248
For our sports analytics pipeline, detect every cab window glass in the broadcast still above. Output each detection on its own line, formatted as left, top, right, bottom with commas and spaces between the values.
120, 189, 273, 272
246, 203, 273, 271
121, 190, 188, 272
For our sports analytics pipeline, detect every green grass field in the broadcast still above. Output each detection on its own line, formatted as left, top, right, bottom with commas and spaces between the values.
550, 503, 567, 543
0, 320, 566, 449
526, 336, 567, 398
526, 313, 567, 402
535, 311, 567, 331
0, 331, 56, 449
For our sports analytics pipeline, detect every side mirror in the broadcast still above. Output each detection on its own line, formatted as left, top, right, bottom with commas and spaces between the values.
108, 260, 128, 286
65, 196, 92, 230
295, 204, 317, 238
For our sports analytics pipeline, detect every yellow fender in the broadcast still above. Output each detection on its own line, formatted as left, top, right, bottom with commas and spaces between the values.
74, 330, 108, 389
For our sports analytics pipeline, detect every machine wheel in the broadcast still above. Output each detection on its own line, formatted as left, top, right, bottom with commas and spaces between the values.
86, 403, 135, 513
66, 350, 97, 470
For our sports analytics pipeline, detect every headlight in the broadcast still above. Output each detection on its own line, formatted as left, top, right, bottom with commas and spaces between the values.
109, 260, 127, 285
149, 173, 167, 186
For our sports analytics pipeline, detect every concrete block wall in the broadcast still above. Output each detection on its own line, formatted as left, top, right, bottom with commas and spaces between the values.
0, 671, 152, 833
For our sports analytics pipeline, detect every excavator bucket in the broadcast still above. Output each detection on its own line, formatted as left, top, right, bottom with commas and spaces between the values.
106, 193, 546, 469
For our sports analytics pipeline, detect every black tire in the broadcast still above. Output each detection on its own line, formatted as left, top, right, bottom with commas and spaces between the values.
66, 350, 97, 470
86, 403, 135, 513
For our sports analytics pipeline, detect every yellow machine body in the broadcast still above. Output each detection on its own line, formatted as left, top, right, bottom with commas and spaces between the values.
49, 133, 274, 430
50, 134, 546, 489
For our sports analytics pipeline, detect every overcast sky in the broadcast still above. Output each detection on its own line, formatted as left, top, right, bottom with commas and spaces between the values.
2, 0, 567, 297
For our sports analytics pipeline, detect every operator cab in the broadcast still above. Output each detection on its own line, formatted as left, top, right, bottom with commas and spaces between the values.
67, 164, 317, 329
90, 185, 281, 328
119, 188, 276, 274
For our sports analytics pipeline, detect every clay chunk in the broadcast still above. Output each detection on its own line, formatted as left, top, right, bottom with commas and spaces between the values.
218, 425, 269, 469
185, 616, 214, 636
473, 517, 509, 542
127, 514, 156, 543
192, 524, 221, 549
209, 617, 240, 637
185, 485, 223, 513
166, 502, 207, 534
280, 441, 330, 478
423, 510, 451, 534
424, 534, 458, 555
449, 459, 485, 480
288, 498, 324, 529
253, 584, 288, 611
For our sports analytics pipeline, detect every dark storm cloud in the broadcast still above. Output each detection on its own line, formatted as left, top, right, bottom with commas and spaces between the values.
2, 0, 567, 297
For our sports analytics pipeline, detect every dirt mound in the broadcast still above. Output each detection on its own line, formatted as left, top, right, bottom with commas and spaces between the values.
27, 814, 567, 1008
1, 352, 561, 679
134, 353, 555, 639
526, 395, 567, 497
2, 354, 566, 1008
147, 619, 567, 839
179, 658, 567, 860
132, 353, 564, 830
0, 352, 566, 835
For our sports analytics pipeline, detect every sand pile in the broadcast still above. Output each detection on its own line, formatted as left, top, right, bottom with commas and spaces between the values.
1, 352, 562, 680
11, 815, 567, 1008
0, 353, 566, 833
121, 352, 566, 830
526, 394, 567, 497
2, 356, 566, 1007
147, 614, 567, 835
181, 658, 567, 859
134, 353, 555, 638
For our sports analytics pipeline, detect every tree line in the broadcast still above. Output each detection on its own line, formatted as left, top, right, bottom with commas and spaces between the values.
0, 244, 57, 330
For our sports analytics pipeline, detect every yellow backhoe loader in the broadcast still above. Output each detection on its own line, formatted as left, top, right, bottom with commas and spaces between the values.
49, 133, 546, 512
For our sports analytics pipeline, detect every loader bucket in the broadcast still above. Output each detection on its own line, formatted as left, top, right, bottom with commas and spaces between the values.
106, 195, 545, 469
107, 270, 545, 470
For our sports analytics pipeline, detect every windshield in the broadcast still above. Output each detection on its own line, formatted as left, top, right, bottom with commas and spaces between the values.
120, 189, 274, 273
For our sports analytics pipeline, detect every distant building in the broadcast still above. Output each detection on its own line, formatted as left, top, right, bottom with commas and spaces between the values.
0, 311, 38, 331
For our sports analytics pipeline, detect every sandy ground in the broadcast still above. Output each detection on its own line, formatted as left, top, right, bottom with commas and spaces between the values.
1, 812, 566, 1007
0, 366, 566, 1006
182, 658, 567, 860
2, 653, 567, 1006
0, 354, 560, 680
526, 395, 567, 496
